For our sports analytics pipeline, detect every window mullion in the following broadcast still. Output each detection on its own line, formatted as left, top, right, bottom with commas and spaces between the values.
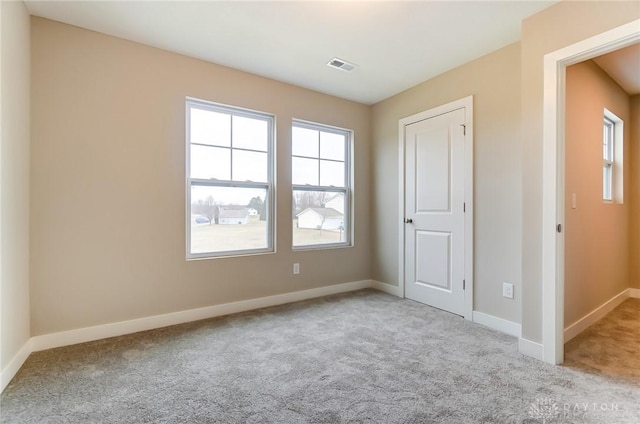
317, 132, 321, 186
230, 115, 234, 181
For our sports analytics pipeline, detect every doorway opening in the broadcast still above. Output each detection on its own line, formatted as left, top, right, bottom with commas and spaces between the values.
562, 43, 639, 378
541, 20, 640, 365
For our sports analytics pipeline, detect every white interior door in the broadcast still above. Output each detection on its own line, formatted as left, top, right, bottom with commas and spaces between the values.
404, 107, 467, 316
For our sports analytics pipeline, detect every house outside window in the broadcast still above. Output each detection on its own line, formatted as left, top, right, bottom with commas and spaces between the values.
291, 120, 352, 249
186, 98, 275, 258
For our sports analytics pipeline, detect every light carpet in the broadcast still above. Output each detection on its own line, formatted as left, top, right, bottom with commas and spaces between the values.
1, 289, 639, 423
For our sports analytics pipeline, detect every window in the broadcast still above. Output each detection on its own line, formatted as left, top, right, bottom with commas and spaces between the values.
186, 98, 274, 258
602, 116, 614, 201
292, 120, 351, 249
602, 108, 623, 203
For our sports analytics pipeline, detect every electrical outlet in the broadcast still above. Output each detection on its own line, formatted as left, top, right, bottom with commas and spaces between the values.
503, 282, 514, 299
293, 263, 300, 275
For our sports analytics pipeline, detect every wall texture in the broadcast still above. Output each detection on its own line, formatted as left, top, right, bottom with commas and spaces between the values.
520, 1, 640, 343
371, 43, 522, 324
631, 95, 640, 289
0, 1, 31, 373
30, 17, 371, 335
564, 60, 631, 327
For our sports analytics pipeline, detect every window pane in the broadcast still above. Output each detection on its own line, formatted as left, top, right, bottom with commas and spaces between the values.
190, 108, 230, 147
603, 165, 612, 200
292, 157, 319, 185
603, 120, 614, 161
292, 127, 319, 157
320, 160, 345, 187
190, 145, 230, 180
320, 132, 345, 161
293, 190, 346, 247
190, 185, 268, 254
233, 116, 268, 152
233, 150, 268, 182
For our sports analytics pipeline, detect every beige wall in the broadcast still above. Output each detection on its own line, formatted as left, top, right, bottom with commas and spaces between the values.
631, 95, 640, 289
520, 1, 640, 342
564, 60, 632, 327
1, 1, 31, 371
30, 17, 371, 335
371, 43, 522, 323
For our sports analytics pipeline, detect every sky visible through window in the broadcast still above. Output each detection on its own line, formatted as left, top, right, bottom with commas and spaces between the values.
190, 108, 269, 208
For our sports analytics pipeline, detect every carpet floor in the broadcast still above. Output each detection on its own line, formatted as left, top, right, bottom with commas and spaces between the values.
1, 289, 639, 423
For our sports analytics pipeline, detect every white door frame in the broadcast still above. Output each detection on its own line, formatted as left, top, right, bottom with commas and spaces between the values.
541, 19, 640, 365
398, 96, 474, 320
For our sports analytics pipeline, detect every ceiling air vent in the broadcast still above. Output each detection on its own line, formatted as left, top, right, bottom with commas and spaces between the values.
327, 57, 357, 72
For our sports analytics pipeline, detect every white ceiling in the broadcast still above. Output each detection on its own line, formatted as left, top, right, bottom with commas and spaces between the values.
24, 1, 558, 105
593, 43, 640, 95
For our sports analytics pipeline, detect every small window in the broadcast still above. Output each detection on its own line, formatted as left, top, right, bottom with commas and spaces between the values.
602, 109, 623, 203
186, 98, 274, 258
603, 116, 614, 201
292, 121, 352, 249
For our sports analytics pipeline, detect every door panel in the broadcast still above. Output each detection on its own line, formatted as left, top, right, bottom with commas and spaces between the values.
415, 231, 451, 291
416, 127, 451, 212
405, 108, 466, 316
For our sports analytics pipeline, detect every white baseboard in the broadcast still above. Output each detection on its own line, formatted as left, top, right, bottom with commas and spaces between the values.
1, 280, 371, 394
563, 288, 632, 343
629, 288, 640, 298
31, 280, 372, 352
519, 337, 543, 360
472, 311, 521, 337
0, 339, 32, 393
370, 280, 403, 297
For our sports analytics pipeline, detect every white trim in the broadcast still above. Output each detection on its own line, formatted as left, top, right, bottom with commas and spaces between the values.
370, 280, 403, 297
397, 117, 407, 300
472, 311, 521, 338
563, 288, 632, 342
397, 95, 474, 320
519, 338, 543, 361
463, 100, 474, 320
629, 288, 640, 298
31, 280, 371, 353
541, 19, 640, 366
0, 339, 32, 393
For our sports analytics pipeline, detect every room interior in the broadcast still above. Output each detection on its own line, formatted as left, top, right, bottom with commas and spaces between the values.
1, 0, 639, 421
562, 43, 639, 376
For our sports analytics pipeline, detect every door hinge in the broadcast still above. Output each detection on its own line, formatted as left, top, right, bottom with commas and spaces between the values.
463, 202, 466, 213
463, 279, 466, 290
461, 124, 466, 135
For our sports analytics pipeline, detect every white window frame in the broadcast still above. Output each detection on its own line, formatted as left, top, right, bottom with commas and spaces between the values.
291, 120, 353, 250
603, 108, 623, 203
186, 98, 275, 259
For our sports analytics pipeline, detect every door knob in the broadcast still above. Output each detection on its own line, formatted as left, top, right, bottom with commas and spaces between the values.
404, 218, 413, 224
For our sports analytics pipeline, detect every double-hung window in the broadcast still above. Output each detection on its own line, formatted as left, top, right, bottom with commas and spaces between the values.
602, 108, 623, 203
292, 120, 352, 249
186, 98, 274, 258
602, 116, 614, 201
